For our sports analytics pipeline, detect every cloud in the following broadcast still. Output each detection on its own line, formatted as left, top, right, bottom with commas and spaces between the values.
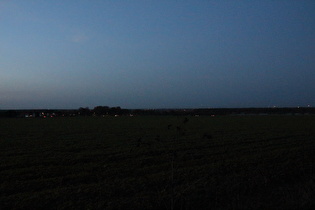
0, 0, 16, 17
71, 33, 88, 43
0, 0, 10, 8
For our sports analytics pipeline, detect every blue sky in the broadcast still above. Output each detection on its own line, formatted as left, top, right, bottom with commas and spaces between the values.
1, 0, 315, 109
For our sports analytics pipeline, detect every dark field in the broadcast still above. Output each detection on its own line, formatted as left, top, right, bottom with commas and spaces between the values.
1, 115, 315, 209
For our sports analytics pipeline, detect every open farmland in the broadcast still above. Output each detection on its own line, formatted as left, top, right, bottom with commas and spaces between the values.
1, 115, 315, 209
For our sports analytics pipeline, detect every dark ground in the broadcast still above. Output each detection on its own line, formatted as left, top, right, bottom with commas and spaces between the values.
1, 115, 315, 209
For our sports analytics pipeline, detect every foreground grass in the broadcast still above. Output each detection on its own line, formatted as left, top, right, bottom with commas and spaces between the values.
0, 115, 315, 209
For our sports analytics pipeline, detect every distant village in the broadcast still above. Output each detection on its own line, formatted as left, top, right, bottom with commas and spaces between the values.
0, 106, 315, 118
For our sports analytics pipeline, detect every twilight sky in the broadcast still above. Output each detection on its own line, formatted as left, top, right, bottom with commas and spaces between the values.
1, 0, 315, 109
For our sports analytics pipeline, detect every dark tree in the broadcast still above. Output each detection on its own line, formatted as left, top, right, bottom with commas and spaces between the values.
92, 106, 110, 116
78, 107, 91, 116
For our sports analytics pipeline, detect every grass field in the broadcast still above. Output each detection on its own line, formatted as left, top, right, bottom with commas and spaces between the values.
1, 115, 315, 209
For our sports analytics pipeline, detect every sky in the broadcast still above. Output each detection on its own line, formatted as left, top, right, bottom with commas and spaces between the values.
1, 0, 315, 109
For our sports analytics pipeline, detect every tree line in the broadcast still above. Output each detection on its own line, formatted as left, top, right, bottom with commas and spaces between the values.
0, 106, 315, 118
